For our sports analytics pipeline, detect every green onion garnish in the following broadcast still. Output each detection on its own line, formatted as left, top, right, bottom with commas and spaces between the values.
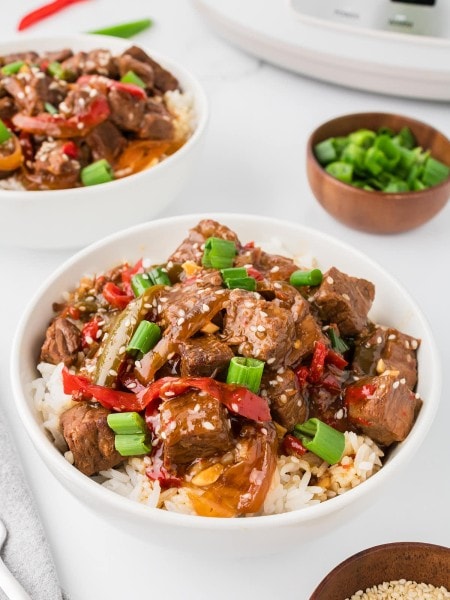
47, 61, 66, 79
107, 411, 147, 435
289, 269, 323, 287
225, 277, 256, 292
220, 267, 248, 280
1, 60, 24, 75
202, 237, 237, 269
81, 159, 114, 186
314, 126, 450, 192
131, 273, 152, 297
327, 328, 349, 354
89, 18, 153, 39
44, 102, 58, 115
226, 356, 265, 394
126, 321, 161, 357
293, 418, 345, 464
120, 70, 146, 89
114, 433, 151, 456
148, 266, 171, 287
0, 119, 12, 144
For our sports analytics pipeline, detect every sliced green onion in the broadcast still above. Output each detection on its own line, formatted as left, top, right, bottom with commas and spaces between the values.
293, 418, 345, 464
394, 127, 416, 150
226, 356, 265, 393
202, 237, 237, 269
89, 18, 153, 39
120, 70, 146, 89
107, 411, 147, 435
421, 157, 450, 187
0, 119, 12, 144
364, 147, 385, 176
325, 161, 353, 183
47, 61, 66, 79
44, 102, 58, 115
114, 433, 151, 456
374, 135, 401, 171
327, 328, 349, 354
148, 266, 171, 286
81, 159, 114, 186
225, 277, 256, 292
289, 268, 323, 287
127, 320, 161, 357
347, 129, 376, 149
314, 139, 337, 165
341, 143, 365, 172
1, 60, 24, 75
383, 181, 409, 193
131, 273, 152, 297
220, 267, 248, 280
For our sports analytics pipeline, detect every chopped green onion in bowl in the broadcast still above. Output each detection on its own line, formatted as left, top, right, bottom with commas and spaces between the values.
314, 126, 450, 192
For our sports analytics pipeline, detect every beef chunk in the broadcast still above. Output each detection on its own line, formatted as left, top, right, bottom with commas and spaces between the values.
60, 51, 88, 80
138, 100, 174, 140
168, 219, 241, 265
179, 336, 233, 377
235, 247, 298, 282
32, 141, 80, 188
0, 51, 38, 66
83, 49, 118, 78
345, 373, 417, 446
122, 46, 179, 94
160, 391, 233, 467
2, 72, 66, 115
222, 289, 301, 369
352, 326, 420, 390
61, 403, 124, 476
31, 74, 67, 111
108, 87, 146, 132
40, 316, 81, 366
260, 367, 307, 430
86, 120, 127, 163
43, 49, 74, 64
117, 54, 155, 89
0, 96, 16, 119
313, 267, 375, 336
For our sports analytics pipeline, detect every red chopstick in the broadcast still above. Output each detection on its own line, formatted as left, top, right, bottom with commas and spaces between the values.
17, 0, 89, 31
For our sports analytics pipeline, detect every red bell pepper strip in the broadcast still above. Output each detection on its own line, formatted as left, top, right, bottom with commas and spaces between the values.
62, 369, 271, 422
62, 141, 79, 159
77, 75, 147, 100
121, 259, 144, 296
80, 317, 100, 348
17, 0, 87, 31
11, 96, 110, 138
102, 282, 134, 310
62, 368, 140, 412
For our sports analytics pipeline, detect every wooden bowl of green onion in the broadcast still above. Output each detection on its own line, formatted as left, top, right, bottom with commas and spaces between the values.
306, 113, 450, 234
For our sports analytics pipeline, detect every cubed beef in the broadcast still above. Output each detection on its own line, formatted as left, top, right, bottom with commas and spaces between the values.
313, 267, 375, 336
60, 51, 88, 80
122, 46, 179, 94
86, 120, 127, 163
0, 51, 38, 66
61, 403, 124, 475
260, 367, 307, 430
108, 87, 146, 132
0, 96, 16, 119
160, 390, 233, 467
352, 326, 420, 389
222, 289, 301, 369
138, 100, 174, 140
32, 140, 80, 188
179, 336, 234, 377
40, 316, 81, 366
43, 48, 73, 64
83, 49, 118, 78
345, 373, 417, 446
235, 248, 298, 282
116, 54, 154, 89
167, 219, 241, 265
31, 73, 67, 112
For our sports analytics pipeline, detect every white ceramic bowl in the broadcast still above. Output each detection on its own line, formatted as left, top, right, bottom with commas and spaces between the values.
10, 214, 441, 557
0, 35, 208, 249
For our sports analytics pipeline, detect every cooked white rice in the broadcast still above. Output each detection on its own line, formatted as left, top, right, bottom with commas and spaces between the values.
347, 580, 450, 599
33, 362, 384, 516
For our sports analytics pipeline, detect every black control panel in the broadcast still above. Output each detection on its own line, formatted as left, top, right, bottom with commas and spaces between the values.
391, 0, 436, 5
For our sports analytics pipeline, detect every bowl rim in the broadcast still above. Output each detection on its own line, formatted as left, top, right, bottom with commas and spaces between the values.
0, 33, 209, 198
10, 212, 443, 531
306, 111, 450, 199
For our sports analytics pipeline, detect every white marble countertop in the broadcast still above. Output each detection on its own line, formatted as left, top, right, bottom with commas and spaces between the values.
0, 1, 449, 599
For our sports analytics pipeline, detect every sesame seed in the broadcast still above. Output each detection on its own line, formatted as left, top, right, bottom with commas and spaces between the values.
77, 122, 84, 130
201, 304, 210, 312
85, 336, 93, 345
127, 382, 137, 389
411, 339, 418, 349
202, 422, 215, 430
400, 377, 406, 384
342, 293, 350, 301
388, 334, 397, 340
270, 265, 280, 273
231, 403, 239, 412
177, 308, 186, 317
257, 325, 266, 332
134, 360, 142, 368
108, 369, 118, 377
326, 276, 334, 284
273, 282, 282, 289
335, 409, 344, 420
177, 317, 185, 326
261, 427, 268, 435
267, 357, 275, 365
393, 381, 400, 389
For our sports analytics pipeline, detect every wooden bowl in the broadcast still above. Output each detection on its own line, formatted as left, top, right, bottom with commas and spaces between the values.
306, 113, 450, 234
310, 542, 450, 600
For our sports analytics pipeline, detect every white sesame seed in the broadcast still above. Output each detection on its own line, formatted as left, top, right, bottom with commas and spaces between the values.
326, 276, 334, 284
231, 403, 239, 412
177, 317, 185, 326
267, 357, 275, 365
257, 325, 266, 332
270, 265, 280, 273
201, 304, 210, 313
393, 381, 400, 389
108, 369, 118, 377
202, 422, 215, 431
342, 293, 350, 301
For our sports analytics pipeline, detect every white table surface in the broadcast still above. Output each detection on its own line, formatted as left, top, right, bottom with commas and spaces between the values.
0, 2, 449, 599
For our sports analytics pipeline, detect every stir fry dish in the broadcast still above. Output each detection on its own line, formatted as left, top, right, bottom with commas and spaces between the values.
35, 220, 422, 517
0, 46, 193, 190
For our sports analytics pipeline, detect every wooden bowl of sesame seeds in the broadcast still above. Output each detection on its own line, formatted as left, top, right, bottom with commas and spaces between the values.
310, 542, 450, 600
